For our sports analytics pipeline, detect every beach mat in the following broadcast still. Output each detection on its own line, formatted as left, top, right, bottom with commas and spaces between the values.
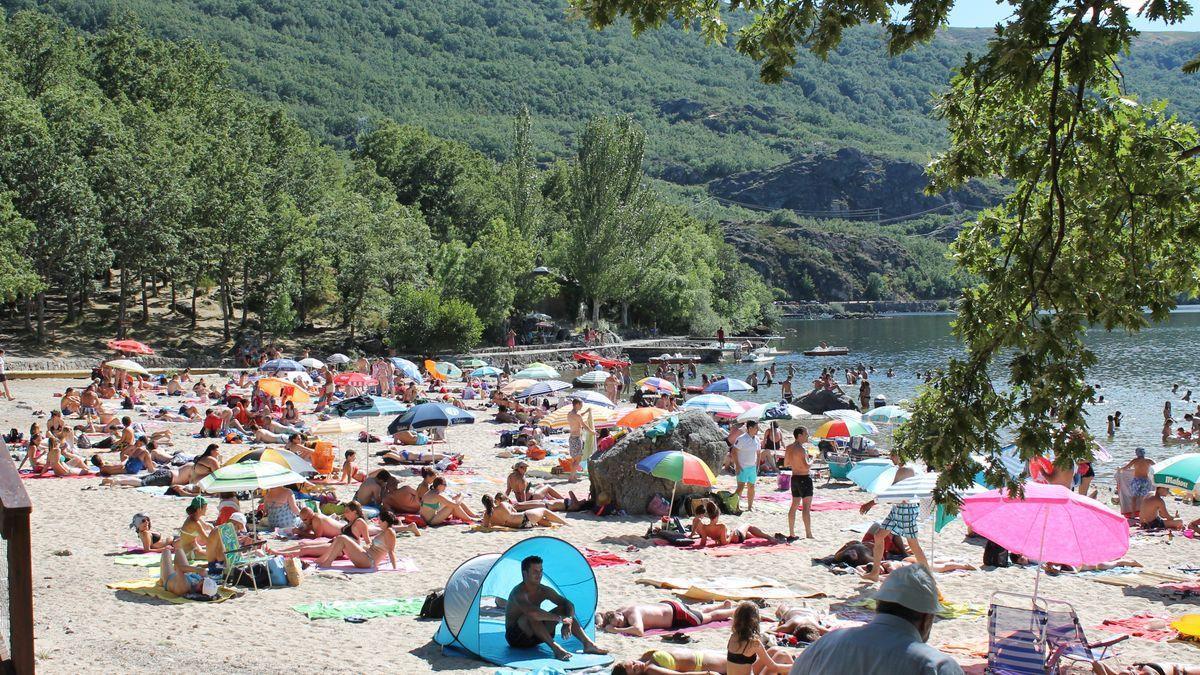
637, 576, 778, 591
292, 597, 423, 620
444, 618, 612, 671
676, 584, 823, 602
850, 597, 983, 620
1089, 571, 1194, 588
756, 493, 861, 511
584, 549, 636, 568
107, 578, 238, 604
1092, 613, 1179, 642
315, 557, 419, 574
19, 470, 96, 479
112, 553, 170, 567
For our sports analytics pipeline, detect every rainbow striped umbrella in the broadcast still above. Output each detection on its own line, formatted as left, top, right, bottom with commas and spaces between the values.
681, 394, 741, 415
636, 377, 679, 395
813, 418, 876, 438
636, 450, 718, 514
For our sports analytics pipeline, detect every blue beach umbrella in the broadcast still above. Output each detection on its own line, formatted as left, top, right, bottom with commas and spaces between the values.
516, 380, 571, 400
331, 395, 410, 474
388, 402, 475, 433
259, 358, 304, 372
470, 366, 503, 378
847, 457, 898, 493
703, 378, 753, 394
437, 362, 464, 379
389, 357, 424, 383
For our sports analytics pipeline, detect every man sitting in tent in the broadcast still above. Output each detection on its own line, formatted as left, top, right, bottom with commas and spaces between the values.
506, 555, 608, 661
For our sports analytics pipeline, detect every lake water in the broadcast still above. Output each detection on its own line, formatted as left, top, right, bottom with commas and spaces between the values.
631, 309, 1200, 479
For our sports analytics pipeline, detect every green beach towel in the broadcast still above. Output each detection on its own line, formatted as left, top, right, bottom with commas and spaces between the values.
112, 553, 165, 567
292, 597, 423, 620
850, 597, 984, 620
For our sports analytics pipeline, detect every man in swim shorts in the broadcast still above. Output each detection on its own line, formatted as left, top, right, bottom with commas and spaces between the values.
597, 599, 736, 636
1122, 448, 1156, 513
785, 425, 814, 540
859, 454, 928, 583
505, 556, 607, 661
728, 421, 761, 511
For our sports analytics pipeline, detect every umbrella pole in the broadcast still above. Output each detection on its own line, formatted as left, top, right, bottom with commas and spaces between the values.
669, 481, 679, 528
1032, 507, 1050, 602
365, 417, 371, 477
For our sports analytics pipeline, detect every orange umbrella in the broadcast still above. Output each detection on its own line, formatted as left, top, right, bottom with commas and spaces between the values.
424, 359, 447, 382
616, 407, 669, 429
257, 377, 311, 403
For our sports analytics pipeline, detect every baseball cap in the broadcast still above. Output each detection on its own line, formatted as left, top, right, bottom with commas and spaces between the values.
874, 564, 941, 614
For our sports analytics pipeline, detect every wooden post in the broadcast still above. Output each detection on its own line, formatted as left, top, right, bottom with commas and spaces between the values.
0, 450, 33, 674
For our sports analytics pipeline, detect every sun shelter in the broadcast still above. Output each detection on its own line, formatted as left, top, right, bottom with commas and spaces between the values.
433, 537, 611, 671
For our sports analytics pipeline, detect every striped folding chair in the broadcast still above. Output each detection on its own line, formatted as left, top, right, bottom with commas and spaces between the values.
986, 592, 1049, 674
1043, 599, 1128, 671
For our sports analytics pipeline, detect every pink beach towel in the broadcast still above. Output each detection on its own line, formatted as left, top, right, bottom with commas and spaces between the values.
1092, 613, 1178, 642
19, 470, 97, 480
584, 548, 637, 568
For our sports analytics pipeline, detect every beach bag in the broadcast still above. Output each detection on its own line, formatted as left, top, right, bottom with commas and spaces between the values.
647, 494, 671, 517
778, 472, 792, 492
284, 558, 303, 587
266, 556, 288, 587
312, 441, 335, 475
983, 539, 1011, 568
499, 430, 515, 447
420, 590, 445, 619
227, 562, 271, 588
715, 490, 742, 516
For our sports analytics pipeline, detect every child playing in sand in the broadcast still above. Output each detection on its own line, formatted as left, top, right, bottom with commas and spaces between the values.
341, 449, 365, 483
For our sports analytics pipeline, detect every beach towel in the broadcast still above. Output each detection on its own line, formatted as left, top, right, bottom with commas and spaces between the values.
314, 557, 419, 574
18, 470, 96, 479
583, 549, 636, 568
850, 597, 984, 620
1158, 582, 1200, 596
106, 578, 238, 604
1092, 613, 1179, 642
1090, 571, 1195, 588
702, 542, 798, 558
292, 597, 424, 620
754, 493, 861, 511
637, 576, 777, 591
112, 553, 168, 567
469, 524, 560, 533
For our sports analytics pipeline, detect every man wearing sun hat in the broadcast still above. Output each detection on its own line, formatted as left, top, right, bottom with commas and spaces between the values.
790, 564, 964, 674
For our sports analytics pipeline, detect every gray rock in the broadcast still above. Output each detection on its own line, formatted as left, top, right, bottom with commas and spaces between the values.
588, 409, 727, 514
793, 388, 858, 414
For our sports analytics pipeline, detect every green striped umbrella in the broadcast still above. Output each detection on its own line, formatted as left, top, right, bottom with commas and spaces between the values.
1153, 453, 1200, 491
197, 460, 304, 493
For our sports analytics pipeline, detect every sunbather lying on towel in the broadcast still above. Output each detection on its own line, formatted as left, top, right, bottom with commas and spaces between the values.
496, 492, 590, 513
689, 500, 782, 548
596, 599, 736, 636
855, 557, 977, 576
1092, 661, 1200, 674
379, 448, 459, 465
611, 647, 794, 675
481, 494, 566, 529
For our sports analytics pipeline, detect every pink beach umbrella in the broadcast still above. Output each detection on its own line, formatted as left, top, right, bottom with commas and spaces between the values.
962, 482, 1129, 598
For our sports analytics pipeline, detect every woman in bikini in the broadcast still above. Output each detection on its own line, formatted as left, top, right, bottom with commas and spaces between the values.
44, 437, 90, 476
378, 467, 434, 514
691, 502, 781, 548
726, 603, 791, 675
314, 508, 401, 569
481, 494, 566, 529
505, 461, 565, 502
160, 547, 214, 597
280, 400, 304, 429
177, 497, 211, 558
418, 477, 479, 525
130, 513, 174, 552
379, 447, 460, 465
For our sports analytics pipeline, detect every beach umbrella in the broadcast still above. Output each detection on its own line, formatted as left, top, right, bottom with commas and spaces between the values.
824, 409, 863, 421
106, 338, 154, 355
702, 378, 752, 394
437, 362, 463, 379
574, 371, 611, 386
681, 394, 741, 415
637, 377, 679, 395
256, 377, 311, 403
963, 483, 1129, 598
541, 402, 618, 429
863, 405, 911, 424
259, 358, 305, 372
299, 357, 324, 369
470, 366, 503, 378
636, 450, 718, 515
737, 401, 810, 422
333, 395, 409, 473
847, 458, 899, 493
425, 359, 448, 382
327, 353, 350, 365
198, 460, 304, 493
310, 418, 366, 435
514, 364, 559, 380
272, 370, 314, 387
333, 372, 378, 388
390, 357, 423, 383
516, 380, 571, 400
105, 359, 151, 376
460, 358, 487, 369
813, 418, 876, 439
616, 407, 669, 429
499, 378, 537, 395
1152, 453, 1200, 491
875, 472, 984, 503
568, 390, 617, 409
224, 447, 315, 475
388, 402, 475, 433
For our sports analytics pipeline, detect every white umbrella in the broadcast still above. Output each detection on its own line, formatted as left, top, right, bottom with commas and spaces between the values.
824, 409, 863, 422
737, 401, 810, 422
299, 357, 324, 369
327, 353, 350, 365
875, 472, 983, 503
106, 359, 150, 376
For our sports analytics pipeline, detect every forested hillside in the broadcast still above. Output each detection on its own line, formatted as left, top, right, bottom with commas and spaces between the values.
11, 0, 1198, 185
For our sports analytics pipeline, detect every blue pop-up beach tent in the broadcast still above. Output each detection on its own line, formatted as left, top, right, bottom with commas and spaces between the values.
433, 537, 611, 671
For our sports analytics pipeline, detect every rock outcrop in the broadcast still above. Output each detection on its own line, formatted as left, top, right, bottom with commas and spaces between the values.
793, 389, 858, 415
588, 409, 727, 514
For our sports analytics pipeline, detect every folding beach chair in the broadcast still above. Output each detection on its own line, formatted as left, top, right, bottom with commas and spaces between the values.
218, 522, 273, 591
986, 592, 1049, 674
1043, 598, 1127, 671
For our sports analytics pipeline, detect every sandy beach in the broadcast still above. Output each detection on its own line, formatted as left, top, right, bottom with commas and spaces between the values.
7, 375, 1200, 674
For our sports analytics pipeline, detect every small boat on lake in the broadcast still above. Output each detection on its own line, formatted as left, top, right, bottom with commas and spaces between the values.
803, 344, 850, 357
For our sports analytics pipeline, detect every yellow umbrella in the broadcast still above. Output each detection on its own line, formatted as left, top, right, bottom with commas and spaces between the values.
310, 418, 365, 435
222, 447, 314, 475
499, 378, 537, 395
256, 377, 311, 403
105, 359, 150, 376
540, 403, 618, 429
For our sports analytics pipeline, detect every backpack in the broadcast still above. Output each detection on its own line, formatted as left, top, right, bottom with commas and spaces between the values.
646, 494, 670, 517
983, 539, 1011, 568
715, 490, 742, 516
420, 589, 445, 619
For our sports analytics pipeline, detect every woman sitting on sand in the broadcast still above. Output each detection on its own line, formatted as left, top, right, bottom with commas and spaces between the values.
505, 461, 565, 502
481, 494, 566, 529
262, 486, 302, 530
418, 477, 479, 525
690, 501, 781, 548
314, 508, 401, 570
280, 400, 304, 429
130, 513, 174, 552
726, 602, 792, 675
44, 437, 90, 476
178, 497, 211, 557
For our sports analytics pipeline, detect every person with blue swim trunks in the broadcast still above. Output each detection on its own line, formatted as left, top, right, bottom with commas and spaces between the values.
728, 421, 761, 511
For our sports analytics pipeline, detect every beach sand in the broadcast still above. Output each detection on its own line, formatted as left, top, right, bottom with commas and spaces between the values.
6, 376, 1200, 674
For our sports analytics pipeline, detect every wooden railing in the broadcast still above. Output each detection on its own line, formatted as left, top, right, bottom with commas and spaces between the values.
0, 450, 32, 674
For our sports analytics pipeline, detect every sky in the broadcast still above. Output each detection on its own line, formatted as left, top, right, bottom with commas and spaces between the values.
947, 1, 1200, 31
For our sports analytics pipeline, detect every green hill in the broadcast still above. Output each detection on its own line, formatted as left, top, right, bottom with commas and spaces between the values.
11, 0, 1197, 186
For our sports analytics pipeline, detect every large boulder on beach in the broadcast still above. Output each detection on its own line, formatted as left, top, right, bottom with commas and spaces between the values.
792, 388, 858, 414
588, 409, 727, 514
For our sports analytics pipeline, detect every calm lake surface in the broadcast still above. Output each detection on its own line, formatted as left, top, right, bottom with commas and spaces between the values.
628, 309, 1200, 479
